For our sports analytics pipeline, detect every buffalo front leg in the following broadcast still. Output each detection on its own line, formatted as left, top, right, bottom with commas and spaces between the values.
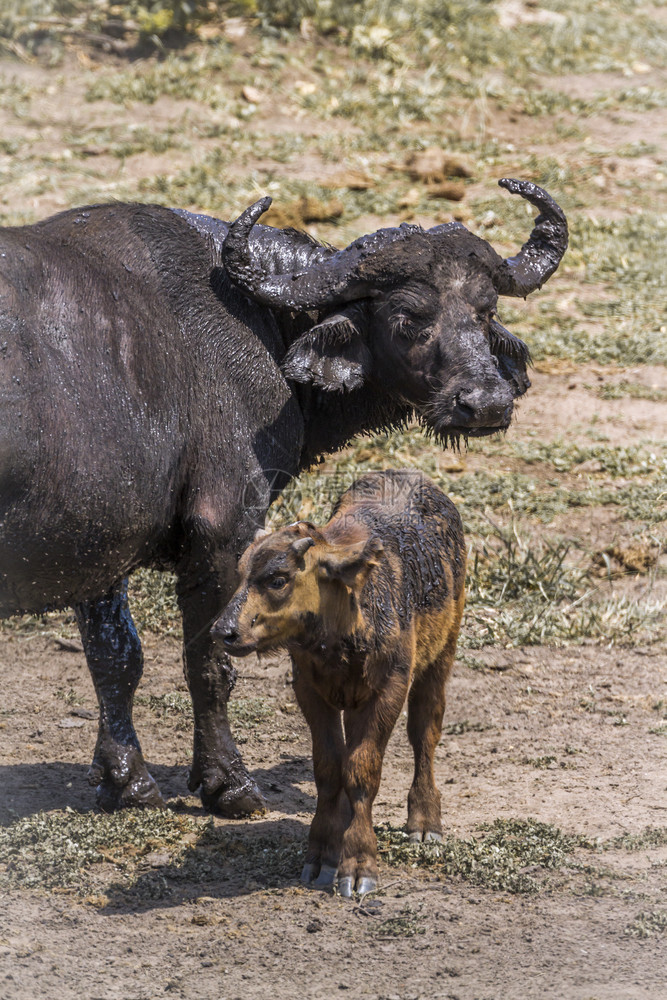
178, 575, 264, 818
293, 670, 348, 890
339, 670, 410, 897
75, 580, 164, 811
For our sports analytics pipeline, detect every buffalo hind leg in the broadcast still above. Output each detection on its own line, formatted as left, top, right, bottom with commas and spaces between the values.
406, 641, 458, 843
178, 562, 264, 818
75, 580, 164, 811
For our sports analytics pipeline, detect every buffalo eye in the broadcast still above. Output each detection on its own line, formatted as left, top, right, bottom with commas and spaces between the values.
390, 312, 431, 341
267, 575, 288, 591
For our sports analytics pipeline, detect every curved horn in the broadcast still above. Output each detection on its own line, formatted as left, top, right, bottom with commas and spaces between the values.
222, 199, 396, 311
221, 196, 273, 290
494, 178, 568, 298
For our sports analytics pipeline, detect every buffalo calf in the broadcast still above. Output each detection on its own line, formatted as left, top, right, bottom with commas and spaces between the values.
213, 469, 466, 896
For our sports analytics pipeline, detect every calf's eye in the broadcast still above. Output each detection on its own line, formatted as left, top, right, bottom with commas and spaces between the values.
268, 576, 288, 590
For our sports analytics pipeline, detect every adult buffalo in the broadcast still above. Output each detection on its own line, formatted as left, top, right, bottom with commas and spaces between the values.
0, 178, 567, 815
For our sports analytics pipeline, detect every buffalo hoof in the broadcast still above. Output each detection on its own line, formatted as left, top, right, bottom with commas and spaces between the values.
89, 746, 165, 812
94, 770, 165, 812
407, 830, 443, 844
338, 875, 377, 898
201, 777, 266, 818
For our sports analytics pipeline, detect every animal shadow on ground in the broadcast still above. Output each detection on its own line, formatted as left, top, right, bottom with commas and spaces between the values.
0, 757, 316, 824
101, 814, 311, 912
1, 759, 316, 910
0, 762, 194, 822
249, 756, 316, 814
1, 761, 102, 822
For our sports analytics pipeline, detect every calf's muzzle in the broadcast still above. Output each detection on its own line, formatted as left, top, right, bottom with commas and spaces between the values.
211, 594, 255, 656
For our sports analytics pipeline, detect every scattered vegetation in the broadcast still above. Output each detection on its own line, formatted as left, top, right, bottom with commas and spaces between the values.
128, 568, 180, 636
0, 807, 303, 897
376, 818, 585, 894
3, 0, 663, 76
523, 755, 559, 769
608, 827, 667, 852
592, 381, 667, 404
374, 904, 425, 939
443, 719, 492, 736
0, 807, 199, 890
135, 690, 192, 728
0, 809, 604, 898
228, 696, 274, 728
1, 806, 665, 902
624, 910, 667, 939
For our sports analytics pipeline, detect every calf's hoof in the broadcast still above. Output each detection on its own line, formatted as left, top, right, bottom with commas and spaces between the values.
407, 830, 443, 844
200, 777, 266, 818
338, 875, 377, 899
302, 863, 337, 890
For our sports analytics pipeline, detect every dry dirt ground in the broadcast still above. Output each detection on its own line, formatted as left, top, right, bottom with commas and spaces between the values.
0, 625, 666, 999
0, 8, 666, 999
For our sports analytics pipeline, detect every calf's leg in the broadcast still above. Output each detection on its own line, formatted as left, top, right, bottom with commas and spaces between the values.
75, 580, 164, 811
339, 670, 409, 897
406, 629, 460, 842
293, 672, 348, 889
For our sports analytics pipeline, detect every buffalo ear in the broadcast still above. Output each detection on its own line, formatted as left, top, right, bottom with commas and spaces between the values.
496, 352, 531, 398
318, 536, 384, 590
281, 302, 372, 392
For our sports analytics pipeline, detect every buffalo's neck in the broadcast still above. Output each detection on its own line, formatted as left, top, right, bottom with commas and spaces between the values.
269, 308, 412, 468
296, 382, 412, 469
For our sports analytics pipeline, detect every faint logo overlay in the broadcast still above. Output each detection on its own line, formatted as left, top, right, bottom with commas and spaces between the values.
241, 466, 427, 530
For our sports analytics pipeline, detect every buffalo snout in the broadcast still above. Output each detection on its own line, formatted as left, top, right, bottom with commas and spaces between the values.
426, 375, 516, 437
453, 383, 514, 430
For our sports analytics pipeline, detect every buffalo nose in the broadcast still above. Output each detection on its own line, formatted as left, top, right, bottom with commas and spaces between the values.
454, 387, 512, 427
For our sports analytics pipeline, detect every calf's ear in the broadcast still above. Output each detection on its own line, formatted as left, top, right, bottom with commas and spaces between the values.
282, 302, 372, 392
291, 536, 315, 562
319, 536, 384, 589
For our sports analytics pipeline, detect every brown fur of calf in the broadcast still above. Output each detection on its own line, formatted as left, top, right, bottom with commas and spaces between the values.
213, 469, 466, 896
